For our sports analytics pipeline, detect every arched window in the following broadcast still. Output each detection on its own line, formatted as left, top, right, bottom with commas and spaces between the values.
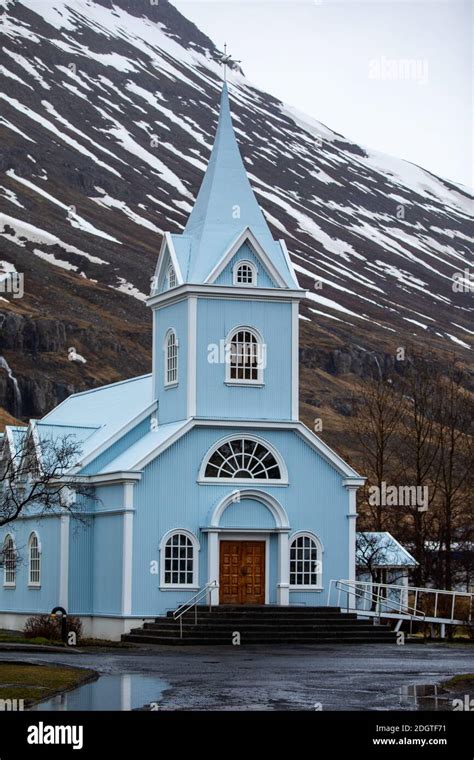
3, 535, 16, 587
233, 260, 257, 286
164, 329, 178, 386
226, 327, 265, 383
167, 263, 177, 289
28, 532, 41, 587
202, 436, 285, 481
289, 532, 323, 589
160, 530, 199, 588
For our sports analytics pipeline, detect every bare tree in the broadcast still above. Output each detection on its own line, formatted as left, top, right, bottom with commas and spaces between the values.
351, 375, 404, 531
0, 431, 93, 528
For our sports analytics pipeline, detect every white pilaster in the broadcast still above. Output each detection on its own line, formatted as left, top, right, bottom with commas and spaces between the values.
121, 483, 134, 616
187, 296, 197, 417
277, 531, 290, 605
58, 513, 70, 610
207, 531, 219, 605
345, 486, 359, 583
291, 300, 299, 420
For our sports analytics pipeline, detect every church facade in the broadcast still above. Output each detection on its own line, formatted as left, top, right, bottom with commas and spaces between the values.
0, 85, 363, 639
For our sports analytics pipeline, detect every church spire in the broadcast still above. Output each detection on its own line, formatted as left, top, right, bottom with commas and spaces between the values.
182, 83, 278, 282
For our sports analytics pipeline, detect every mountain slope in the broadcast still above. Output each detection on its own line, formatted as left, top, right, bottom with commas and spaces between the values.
0, 0, 472, 448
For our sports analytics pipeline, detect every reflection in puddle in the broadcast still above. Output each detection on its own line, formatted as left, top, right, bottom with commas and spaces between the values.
398, 684, 452, 711
31, 673, 168, 711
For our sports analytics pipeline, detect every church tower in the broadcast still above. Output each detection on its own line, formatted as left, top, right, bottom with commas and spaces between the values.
148, 84, 304, 424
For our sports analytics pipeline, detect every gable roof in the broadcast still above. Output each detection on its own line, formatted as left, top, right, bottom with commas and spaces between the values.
356, 532, 418, 568
169, 84, 297, 288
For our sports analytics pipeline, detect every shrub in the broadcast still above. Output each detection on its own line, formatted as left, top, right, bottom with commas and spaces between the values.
23, 614, 82, 643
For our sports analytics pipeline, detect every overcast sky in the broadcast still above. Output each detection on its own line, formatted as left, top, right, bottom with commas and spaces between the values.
174, 0, 473, 187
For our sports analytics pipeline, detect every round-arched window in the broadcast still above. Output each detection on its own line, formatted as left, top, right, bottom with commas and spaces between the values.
203, 438, 282, 480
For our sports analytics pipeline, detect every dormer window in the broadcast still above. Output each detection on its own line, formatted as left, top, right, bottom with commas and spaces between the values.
233, 261, 257, 286
167, 263, 177, 289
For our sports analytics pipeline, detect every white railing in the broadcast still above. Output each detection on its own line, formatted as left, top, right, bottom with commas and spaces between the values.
328, 579, 473, 625
173, 580, 217, 639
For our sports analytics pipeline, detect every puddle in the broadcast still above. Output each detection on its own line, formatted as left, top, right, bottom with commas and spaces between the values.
31, 673, 168, 711
398, 684, 452, 711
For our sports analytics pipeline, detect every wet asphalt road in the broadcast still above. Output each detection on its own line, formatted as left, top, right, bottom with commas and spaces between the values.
1, 643, 473, 711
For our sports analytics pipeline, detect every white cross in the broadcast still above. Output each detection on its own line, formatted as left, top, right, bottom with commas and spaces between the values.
219, 43, 241, 82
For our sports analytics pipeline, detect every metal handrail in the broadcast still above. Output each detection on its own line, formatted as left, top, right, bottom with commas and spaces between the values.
173, 580, 217, 639
328, 579, 474, 624
329, 579, 426, 621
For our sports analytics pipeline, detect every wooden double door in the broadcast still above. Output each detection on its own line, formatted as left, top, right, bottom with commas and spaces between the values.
219, 540, 265, 605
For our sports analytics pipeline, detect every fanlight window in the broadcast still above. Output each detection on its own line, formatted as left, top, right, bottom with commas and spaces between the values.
163, 533, 195, 586
28, 532, 41, 586
228, 329, 264, 382
167, 264, 177, 289
289, 534, 321, 588
165, 330, 178, 385
234, 261, 256, 286
3, 535, 16, 586
204, 438, 281, 480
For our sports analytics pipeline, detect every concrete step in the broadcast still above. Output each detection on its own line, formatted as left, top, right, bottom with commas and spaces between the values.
123, 633, 396, 646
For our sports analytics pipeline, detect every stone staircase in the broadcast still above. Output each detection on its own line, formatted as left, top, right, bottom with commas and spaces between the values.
122, 605, 397, 645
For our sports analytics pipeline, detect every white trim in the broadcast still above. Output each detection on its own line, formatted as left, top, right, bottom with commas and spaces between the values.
151, 232, 184, 294
199, 434, 288, 484
210, 489, 290, 529
58, 515, 69, 607
232, 259, 257, 287
205, 227, 287, 288
187, 297, 197, 417
163, 328, 179, 387
74, 402, 157, 471
217, 532, 270, 604
288, 530, 324, 590
278, 238, 300, 289
134, 419, 194, 470
27, 530, 41, 588
291, 300, 299, 421
277, 531, 290, 605
121, 483, 134, 615
224, 325, 265, 385
147, 284, 303, 310
73, 472, 142, 485
159, 529, 200, 589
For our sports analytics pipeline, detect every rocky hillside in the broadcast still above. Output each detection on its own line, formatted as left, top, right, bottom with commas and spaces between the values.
0, 0, 472, 452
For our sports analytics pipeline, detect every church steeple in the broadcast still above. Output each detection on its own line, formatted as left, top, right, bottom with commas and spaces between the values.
163, 83, 298, 289
183, 83, 277, 275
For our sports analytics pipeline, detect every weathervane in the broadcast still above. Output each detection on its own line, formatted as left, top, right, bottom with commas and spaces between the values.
219, 43, 241, 83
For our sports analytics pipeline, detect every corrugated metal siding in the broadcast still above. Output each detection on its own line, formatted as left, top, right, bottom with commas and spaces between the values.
131, 425, 349, 616
92, 515, 123, 614
81, 418, 151, 475
154, 299, 188, 423
196, 298, 292, 420
220, 499, 275, 529
214, 243, 276, 288
69, 517, 93, 614
94, 484, 125, 511
0, 518, 60, 613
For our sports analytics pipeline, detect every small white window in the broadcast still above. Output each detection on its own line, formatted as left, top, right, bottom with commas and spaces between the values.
233, 260, 256, 286
289, 533, 322, 589
164, 329, 178, 386
160, 530, 199, 588
3, 535, 16, 587
226, 327, 265, 384
167, 264, 177, 289
28, 532, 41, 587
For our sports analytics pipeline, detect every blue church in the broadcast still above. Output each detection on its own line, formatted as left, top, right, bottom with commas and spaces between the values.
0, 84, 364, 639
